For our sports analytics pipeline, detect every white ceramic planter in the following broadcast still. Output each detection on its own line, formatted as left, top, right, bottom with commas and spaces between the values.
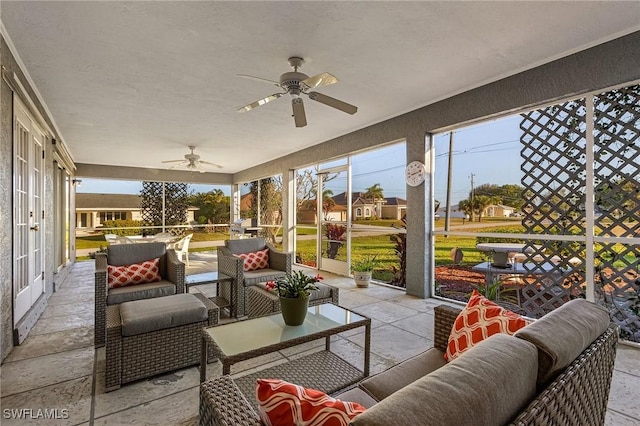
353, 271, 372, 288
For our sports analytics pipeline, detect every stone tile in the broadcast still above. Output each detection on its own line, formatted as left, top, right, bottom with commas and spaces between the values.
347, 300, 417, 323
336, 291, 380, 309
615, 344, 640, 376
40, 303, 94, 320
46, 293, 93, 307
4, 327, 94, 362
605, 409, 640, 426
325, 336, 396, 375
1, 347, 94, 396
231, 351, 285, 374
359, 284, 405, 300
278, 338, 325, 357
94, 367, 200, 418
389, 294, 437, 312
0, 376, 92, 426
30, 314, 93, 336
607, 369, 640, 420
346, 324, 429, 364
391, 312, 434, 340
94, 386, 199, 425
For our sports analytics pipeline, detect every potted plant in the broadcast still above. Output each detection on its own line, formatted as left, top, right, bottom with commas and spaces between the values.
352, 255, 378, 288
266, 271, 322, 325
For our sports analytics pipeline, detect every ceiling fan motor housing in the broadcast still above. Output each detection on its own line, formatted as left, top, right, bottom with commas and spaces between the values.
280, 71, 309, 95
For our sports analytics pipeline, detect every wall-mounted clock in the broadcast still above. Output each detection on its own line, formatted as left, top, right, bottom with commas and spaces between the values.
405, 161, 426, 187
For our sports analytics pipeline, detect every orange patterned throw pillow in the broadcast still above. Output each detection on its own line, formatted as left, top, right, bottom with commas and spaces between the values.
237, 248, 269, 272
107, 258, 161, 289
256, 379, 366, 426
445, 289, 529, 362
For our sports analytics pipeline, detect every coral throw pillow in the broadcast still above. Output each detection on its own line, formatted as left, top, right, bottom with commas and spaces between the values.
256, 379, 366, 426
445, 289, 529, 362
237, 248, 269, 272
107, 258, 161, 289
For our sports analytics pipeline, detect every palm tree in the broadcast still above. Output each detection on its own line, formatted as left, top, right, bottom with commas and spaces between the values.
364, 183, 385, 218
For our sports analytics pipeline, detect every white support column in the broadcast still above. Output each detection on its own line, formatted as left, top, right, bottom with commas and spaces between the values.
405, 130, 432, 298
282, 169, 296, 252
231, 183, 241, 223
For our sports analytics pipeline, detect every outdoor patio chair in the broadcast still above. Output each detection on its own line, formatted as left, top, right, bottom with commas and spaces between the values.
172, 233, 193, 267
94, 242, 186, 347
217, 237, 292, 317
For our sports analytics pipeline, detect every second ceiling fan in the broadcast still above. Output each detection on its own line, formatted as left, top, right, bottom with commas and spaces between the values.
237, 57, 358, 128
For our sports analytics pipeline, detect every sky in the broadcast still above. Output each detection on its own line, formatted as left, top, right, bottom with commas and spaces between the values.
78, 114, 525, 206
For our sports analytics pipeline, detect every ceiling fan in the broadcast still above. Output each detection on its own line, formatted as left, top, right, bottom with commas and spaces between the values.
237, 57, 358, 128
161, 146, 222, 173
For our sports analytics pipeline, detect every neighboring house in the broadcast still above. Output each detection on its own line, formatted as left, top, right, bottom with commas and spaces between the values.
483, 204, 515, 218
75, 193, 197, 230
380, 197, 407, 220
435, 204, 467, 219
299, 192, 406, 222
332, 192, 381, 220
296, 199, 347, 224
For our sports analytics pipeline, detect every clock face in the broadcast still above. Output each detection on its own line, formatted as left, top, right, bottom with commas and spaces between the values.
405, 161, 426, 187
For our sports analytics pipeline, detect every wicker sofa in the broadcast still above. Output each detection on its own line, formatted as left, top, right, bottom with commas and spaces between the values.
216, 238, 292, 317
199, 298, 618, 426
95, 242, 185, 347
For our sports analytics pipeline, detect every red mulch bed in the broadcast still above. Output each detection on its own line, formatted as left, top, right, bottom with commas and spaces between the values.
434, 265, 485, 302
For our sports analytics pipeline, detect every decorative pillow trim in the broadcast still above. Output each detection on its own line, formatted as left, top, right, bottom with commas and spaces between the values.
237, 248, 269, 272
107, 258, 161, 289
445, 289, 529, 362
257, 378, 366, 426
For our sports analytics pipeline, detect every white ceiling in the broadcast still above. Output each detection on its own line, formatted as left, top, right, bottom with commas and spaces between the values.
2, 1, 639, 174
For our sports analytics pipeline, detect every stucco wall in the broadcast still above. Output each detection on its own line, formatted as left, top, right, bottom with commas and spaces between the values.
0, 36, 15, 361
1, 35, 62, 361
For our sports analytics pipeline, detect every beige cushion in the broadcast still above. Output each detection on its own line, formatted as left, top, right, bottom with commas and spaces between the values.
119, 293, 207, 336
333, 387, 378, 409
359, 347, 446, 401
515, 298, 611, 386
107, 280, 176, 305
244, 269, 286, 286
351, 334, 538, 426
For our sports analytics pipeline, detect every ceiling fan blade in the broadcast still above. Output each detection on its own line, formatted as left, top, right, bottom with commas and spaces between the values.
307, 91, 357, 115
301, 72, 338, 90
200, 160, 224, 169
292, 97, 307, 128
167, 161, 188, 170
237, 93, 284, 113
237, 74, 280, 87
161, 159, 186, 164
193, 162, 206, 174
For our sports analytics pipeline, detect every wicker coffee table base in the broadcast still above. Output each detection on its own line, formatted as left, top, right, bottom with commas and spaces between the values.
200, 350, 363, 425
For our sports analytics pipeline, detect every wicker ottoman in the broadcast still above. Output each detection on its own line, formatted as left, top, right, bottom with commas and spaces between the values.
247, 282, 339, 318
105, 293, 219, 391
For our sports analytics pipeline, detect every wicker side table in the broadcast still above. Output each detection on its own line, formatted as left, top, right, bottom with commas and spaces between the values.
247, 282, 339, 318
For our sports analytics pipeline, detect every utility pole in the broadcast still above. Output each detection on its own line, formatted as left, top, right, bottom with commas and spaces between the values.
470, 173, 476, 222
445, 132, 454, 235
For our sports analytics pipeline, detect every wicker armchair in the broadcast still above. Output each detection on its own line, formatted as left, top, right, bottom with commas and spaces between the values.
217, 238, 292, 317
95, 242, 185, 347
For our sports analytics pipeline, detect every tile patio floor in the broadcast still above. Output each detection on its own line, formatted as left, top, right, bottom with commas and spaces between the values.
1, 253, 639, 425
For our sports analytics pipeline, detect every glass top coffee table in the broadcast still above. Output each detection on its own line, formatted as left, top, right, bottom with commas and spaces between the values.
200, 303, 371, 382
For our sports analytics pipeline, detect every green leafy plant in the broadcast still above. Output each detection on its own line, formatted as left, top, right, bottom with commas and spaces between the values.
324, 223, 347, 259
88, 245, 107, 259
472, 277, 518, 302
352, 255, 378, 272
266, 271, 322, 299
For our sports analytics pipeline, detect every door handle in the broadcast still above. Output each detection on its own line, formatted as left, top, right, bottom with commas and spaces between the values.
30, 225, 39, 231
